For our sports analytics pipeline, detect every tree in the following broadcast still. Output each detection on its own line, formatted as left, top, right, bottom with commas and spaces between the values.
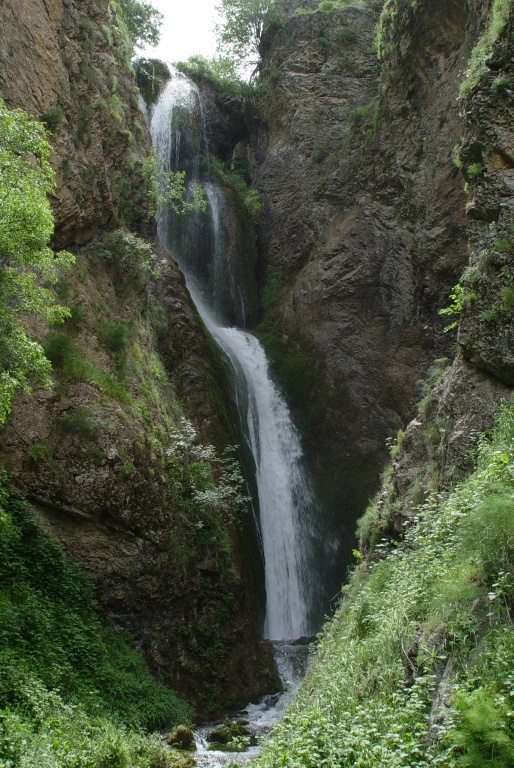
0, 99, 74, 423
216, 0, 275, 75
116, 0, 164, 50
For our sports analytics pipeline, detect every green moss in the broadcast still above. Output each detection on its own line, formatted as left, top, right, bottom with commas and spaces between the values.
467, 162, 484, 179
257, 323, 316, 417
374, 0, 419, 62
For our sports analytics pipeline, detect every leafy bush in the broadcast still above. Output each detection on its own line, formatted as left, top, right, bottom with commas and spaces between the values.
0, 100, 73, 423
116, 0, 163, 50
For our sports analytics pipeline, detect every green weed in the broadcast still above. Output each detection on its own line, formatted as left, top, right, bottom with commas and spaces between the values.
255, 402, 514, 768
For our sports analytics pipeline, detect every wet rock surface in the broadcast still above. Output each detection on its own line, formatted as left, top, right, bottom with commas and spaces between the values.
249, 0, 479, 585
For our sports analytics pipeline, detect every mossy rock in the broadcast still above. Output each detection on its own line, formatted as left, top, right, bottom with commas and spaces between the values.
165, 725, 196, 751
166, 751, 196, 768
207, 719, 255, 749
135, 57, 171, 105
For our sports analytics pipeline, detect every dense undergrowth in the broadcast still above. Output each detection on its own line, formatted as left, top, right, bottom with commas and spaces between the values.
255, 401, 514, 767
0, 476, 192, 768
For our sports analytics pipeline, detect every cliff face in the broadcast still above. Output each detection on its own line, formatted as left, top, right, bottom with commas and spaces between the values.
373, 0, 514, 542
0, 0, 276, 716
0, 0, 152, 245
250, 0, 485, 581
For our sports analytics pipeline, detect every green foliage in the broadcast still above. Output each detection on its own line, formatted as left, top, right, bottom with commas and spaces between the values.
91, 228, 167, 291
175, 56, 256, 95
460, 493, 514, 583
452, 686, 514, 767
43, 332, 78, 369
63, 300, 87, 329
57, 406, 103, 439
439, 283, 464, 332
43, 331, 130, 400
211, 157, 261, 224
460, 0, 512, 98
374, 0, 419, 62
262, 265, 284, 310
388, 428, 405, 458
416, 357, 450, 415
0, 99, 74, 423
296, 0, 357, 16
103, 322, 129, 354
40, 106, 65, 132
255, 402, 514, 768
467, 162, 484, 179
335, 26, 359, 45
25, 440, 52, 464
143, 157, 207, 221
344, 98, 380, 155
0, 475, 192, 767
501, 285, 514, 312
215, 0, 276, 73
116, 0, 163, 50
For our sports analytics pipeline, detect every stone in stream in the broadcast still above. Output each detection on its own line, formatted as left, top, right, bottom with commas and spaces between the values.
207, 719, 257, 751
165, 725, 196, 750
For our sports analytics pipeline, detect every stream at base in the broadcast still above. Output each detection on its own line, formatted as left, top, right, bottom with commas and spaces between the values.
193, 641, 310, 766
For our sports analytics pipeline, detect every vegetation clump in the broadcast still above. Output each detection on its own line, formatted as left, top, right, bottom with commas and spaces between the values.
459, 0, 512, 98
374, 0, 419, 62
116, 0, 163, 51
0, 100, 73, 424
215, 0, 276, 75
255, 402, 514, 768
0, 475, 192, 767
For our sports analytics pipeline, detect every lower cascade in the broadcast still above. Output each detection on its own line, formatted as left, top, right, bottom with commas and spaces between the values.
192, 640, 310, 766
149, 69, 324, 642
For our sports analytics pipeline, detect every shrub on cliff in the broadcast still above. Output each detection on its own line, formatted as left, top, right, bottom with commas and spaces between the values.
0, 100, 73, 423
116, 0, 163, 50
216, 0, 276, 75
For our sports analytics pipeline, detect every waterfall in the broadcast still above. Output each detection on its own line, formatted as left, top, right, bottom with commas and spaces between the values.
149, 71, 322, 640
204, 182, 228, 321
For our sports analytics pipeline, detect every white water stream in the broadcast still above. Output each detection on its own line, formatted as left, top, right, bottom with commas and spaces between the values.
148, 71, 324, 762
149, 71, 321, 641
193, 640, 310, 767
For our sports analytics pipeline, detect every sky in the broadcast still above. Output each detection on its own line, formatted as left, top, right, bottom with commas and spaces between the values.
140, 0, 221, 64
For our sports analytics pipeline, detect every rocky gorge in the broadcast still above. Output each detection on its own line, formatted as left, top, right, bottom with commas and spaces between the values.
1, 0, 514, 765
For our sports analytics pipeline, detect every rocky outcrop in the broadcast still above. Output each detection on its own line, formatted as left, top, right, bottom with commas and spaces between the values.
250, 0, 480, 588
0, 0, 151, 246
359, 2, 514, 549
0, 241, 277, 715
0, 0, 277, 716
